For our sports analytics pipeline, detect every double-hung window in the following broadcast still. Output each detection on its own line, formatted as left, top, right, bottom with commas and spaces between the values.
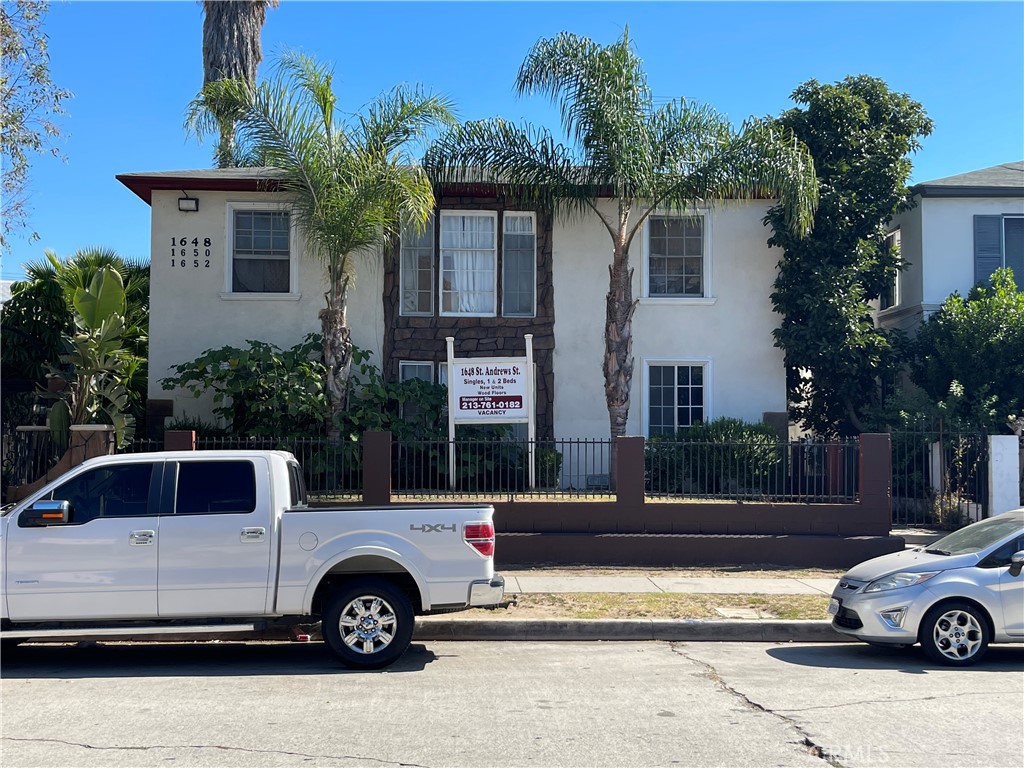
400, 218, 434, 315
647, 362, 706, 435
227, 203, 296, 295
441, 212, 497, 316
502, 213, 536, 317
399, 210, 536, 318
646, 215, 706, 297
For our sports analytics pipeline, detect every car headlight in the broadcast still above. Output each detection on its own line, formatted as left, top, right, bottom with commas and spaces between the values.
864, 571, 939, 593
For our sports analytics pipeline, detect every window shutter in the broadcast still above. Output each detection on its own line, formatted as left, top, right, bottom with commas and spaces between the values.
974, 215, 1002, 286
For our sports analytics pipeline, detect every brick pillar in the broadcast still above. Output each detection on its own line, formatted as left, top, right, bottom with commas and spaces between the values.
615, 436, 646, 508
362, 431, 392, 505
859, 433, 892, 535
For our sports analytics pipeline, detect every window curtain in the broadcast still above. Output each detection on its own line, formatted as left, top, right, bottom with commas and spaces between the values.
442, 215, 495, 313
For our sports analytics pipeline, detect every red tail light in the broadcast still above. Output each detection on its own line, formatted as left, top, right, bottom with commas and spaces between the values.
464, 521, 495, 558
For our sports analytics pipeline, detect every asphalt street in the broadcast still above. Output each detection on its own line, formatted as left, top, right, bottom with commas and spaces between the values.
2, 640, 1022, 768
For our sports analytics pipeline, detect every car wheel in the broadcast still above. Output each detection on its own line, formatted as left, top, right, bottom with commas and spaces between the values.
919, 602, 990, 666
322, 578, 414, 670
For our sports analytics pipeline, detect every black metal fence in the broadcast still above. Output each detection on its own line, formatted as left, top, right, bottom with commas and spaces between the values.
645, 437, 860, 503
890, 430, 988, 528
391, 438, 610, 500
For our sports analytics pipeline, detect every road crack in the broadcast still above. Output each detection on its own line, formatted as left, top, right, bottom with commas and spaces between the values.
671, 646, 846, 767
2, 737, 430, 767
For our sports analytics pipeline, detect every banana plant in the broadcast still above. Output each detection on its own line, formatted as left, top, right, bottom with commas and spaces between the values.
44, 266, 135, 448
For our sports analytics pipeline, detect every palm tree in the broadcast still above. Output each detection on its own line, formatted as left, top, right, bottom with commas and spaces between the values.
187, 52, 455, 432
201, 0, 277, 168
425, 29, 819, 476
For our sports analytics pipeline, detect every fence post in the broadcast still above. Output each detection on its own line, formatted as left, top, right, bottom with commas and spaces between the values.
616, 436, 645, 507
363, 431, 392, 505
164, 430, 196, 451
859, 433, 892, 535
988, 435, 1021, 516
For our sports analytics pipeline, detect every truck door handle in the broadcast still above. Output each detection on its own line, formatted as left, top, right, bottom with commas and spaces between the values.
129, 530, 155, 546
240, 527, 266, 542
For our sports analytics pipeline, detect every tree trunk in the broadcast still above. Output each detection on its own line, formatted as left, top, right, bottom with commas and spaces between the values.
320, 305, 352, 440
603, 241, 637, 487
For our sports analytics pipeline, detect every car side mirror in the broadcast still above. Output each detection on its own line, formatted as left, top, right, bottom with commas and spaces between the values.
19, 500, 71, 527
1010, 551, 1024, 578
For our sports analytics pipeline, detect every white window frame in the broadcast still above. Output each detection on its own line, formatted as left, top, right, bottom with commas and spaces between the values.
399, 360, 434, 383
439, 210, 498, 318
879, 228, 901, 311
501, 211, 537, 318
640, 210, 715, 305
221, 201, 300, 300
399, 216, 435, 317
641, 357, 713, 437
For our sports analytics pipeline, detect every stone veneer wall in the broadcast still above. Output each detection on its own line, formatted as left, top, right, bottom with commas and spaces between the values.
382, 194, 556, 439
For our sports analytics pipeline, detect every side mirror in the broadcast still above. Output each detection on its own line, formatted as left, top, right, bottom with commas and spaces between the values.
19, 500, 71, 527
1009, 551, 1024, 578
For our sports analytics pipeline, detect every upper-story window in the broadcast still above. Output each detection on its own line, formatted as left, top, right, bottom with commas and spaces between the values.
502, 213, 536, 317
400, 218, 434, 316
441, 212, 497, 316
645, 215, 707, 298
974, 214, 1024, 287
879, 229, 901, 310
399, 210, 537, 318
226, 202, 297, 296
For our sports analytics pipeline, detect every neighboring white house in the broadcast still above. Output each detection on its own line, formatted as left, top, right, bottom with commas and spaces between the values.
118, 168, 788, 440
877, 161, 1024, 335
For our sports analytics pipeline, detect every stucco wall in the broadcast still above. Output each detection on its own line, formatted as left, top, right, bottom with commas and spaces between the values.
880, 195, 1024, 334
149, 189, 385, 423
551, 200, 786, 440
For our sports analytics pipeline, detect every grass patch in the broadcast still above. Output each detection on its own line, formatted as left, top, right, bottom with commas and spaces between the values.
465, 592, 830, 621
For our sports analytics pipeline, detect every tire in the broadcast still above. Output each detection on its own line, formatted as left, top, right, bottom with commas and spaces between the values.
322, 578, 414, 670
919, 602, 990, 666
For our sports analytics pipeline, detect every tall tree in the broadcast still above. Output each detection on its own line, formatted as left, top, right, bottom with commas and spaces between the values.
201, 0, 275, 168
425, 30, 818, 471
0, 0, 72, 251
766, 76, 933, 436
187, 52, 454, 432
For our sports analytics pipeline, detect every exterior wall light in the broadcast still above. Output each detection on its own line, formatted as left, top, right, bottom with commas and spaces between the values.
178, 193, 199, 212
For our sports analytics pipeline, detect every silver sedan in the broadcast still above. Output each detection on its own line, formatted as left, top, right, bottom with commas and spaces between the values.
829, 508, 1024, 665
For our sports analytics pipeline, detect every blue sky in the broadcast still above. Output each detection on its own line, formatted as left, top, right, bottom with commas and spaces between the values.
3, 0, 1023, 281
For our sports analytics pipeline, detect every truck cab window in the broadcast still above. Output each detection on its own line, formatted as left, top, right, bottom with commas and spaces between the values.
46, 463, 155, 524
176, 461, 257, 514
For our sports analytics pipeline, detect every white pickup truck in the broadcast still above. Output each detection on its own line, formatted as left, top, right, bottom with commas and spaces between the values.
0, 450, 504, 669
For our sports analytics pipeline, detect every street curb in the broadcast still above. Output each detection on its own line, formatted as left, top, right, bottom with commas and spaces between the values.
413, 618, 848, 643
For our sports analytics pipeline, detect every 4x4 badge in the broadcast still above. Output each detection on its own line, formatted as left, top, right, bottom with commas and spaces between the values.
410, 523, 457, 533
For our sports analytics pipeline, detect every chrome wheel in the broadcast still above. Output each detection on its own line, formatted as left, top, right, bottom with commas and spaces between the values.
931, 608, 984, 661
338, 594, 398, 655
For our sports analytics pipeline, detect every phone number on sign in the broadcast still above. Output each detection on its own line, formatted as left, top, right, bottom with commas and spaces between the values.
459, 396, 523, 410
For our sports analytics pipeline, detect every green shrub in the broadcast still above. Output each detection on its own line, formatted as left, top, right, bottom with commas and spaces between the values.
646, 418, 784, 495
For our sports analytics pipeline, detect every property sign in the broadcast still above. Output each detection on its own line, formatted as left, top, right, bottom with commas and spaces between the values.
446, 335, 537, 487
450, 360, 528, 422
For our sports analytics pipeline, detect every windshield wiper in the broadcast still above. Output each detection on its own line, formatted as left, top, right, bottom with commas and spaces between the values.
924, 548, 952, 556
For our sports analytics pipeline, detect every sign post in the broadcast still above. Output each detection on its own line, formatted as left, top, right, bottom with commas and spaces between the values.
446, 335, 536, 489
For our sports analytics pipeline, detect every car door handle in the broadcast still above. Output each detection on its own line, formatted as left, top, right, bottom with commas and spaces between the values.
240, 527, 266, 542
129, 530, 155, 546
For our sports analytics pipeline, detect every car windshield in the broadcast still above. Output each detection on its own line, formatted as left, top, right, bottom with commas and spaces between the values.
929, 515, 1024, 555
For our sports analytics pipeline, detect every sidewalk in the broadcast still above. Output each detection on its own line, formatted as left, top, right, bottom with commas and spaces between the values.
413, 528, 943, 644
